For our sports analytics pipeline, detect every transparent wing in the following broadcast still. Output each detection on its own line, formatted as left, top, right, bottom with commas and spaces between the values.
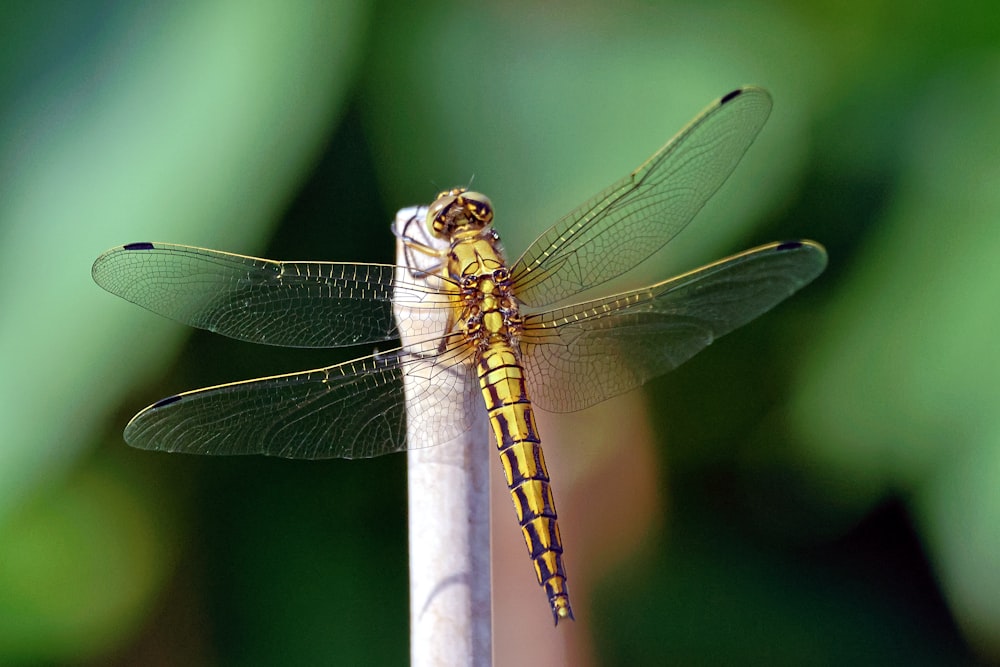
511, 86, 773, 308
519, 240, 827, 412
123, 335, 481, 459
92, 242, 452, 348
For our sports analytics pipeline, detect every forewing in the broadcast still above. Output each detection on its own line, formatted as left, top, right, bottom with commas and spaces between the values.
519, 241, 827, 412
123, 336, 481, 459
92, 242, 451, 348
511, 87, 773, 308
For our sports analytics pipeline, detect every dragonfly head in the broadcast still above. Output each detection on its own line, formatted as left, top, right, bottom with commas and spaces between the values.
426, 188, 494, 238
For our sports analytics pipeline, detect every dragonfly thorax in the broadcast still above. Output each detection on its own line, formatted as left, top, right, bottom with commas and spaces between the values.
458, 269, 522, 349
426, 188, 494, 238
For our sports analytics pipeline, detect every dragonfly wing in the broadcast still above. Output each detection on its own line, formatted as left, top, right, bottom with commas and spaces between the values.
519, 240, 827, 413
92, 242, 451, 348
124, 337, 480, 459
511, 87, 773, 308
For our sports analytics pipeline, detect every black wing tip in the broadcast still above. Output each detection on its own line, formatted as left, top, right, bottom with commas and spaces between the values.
775, 240, 807, 251
773, 239, 826, 253
150, 394, 184, 409
93, 243, 155, 277
720, 85, 771, 105
123, 395, 183, 450
772, 239, 829, 274
720, 88, 745, 104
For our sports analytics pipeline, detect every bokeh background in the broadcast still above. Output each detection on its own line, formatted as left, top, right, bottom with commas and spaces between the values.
2, 0, 998, 664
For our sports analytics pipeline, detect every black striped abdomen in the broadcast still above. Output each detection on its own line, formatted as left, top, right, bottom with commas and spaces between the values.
477, 342, 573, 624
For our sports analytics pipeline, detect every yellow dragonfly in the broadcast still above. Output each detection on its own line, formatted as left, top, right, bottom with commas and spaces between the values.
92, 86, 826, 624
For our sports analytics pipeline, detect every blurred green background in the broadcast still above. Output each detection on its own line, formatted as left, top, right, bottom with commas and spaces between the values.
2, 0, 998, 664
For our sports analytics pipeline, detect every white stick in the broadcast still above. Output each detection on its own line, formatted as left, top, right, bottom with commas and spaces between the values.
394, 206, 492, 667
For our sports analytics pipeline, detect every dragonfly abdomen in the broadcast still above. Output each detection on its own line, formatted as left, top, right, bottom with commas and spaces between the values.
477, 342, 574, 625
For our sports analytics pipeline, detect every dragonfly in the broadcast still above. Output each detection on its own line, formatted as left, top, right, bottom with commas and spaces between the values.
92, 86, 827, 625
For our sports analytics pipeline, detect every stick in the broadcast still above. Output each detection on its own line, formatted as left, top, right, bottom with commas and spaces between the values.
394, 206, 492, 666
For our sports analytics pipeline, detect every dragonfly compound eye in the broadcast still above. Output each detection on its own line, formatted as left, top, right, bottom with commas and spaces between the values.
426, 189, 494, 237
457, 191, 494, 226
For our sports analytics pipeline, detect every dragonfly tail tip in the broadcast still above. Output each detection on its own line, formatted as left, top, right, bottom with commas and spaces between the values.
552, 600, 575, 626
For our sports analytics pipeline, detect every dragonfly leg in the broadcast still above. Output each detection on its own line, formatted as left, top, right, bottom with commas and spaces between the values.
394, 213, 447, 280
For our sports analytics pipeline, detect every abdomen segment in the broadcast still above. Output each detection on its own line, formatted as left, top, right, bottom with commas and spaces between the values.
477, 343, 573, 624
